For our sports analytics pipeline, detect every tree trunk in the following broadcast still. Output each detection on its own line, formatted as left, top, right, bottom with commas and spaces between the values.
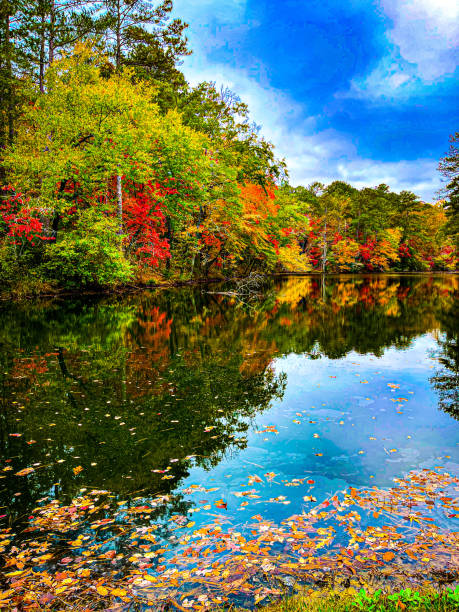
322, 209, 327, 274
48, 0, 55, 65
6, 5, 13, 144
39, 12, 45, 93
115, 0, 121, 69
116, 174, 123, 233
0, 1, 14, 153
189, 205, 206, 277
165, 215, 172, 270
50, 179, 68, 242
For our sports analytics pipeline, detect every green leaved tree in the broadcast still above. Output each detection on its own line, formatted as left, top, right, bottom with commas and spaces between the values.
3, 43, 212, 284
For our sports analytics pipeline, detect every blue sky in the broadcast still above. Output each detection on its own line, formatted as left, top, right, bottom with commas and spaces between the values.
173, 0, 458, 200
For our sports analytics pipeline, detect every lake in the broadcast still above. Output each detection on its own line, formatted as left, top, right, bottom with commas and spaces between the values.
0, 274, 457, 563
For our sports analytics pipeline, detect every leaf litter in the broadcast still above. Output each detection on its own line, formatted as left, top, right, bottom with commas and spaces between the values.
0, 468, 457, 610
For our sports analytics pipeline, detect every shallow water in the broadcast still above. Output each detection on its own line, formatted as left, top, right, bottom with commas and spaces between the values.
0, 274, 457, 536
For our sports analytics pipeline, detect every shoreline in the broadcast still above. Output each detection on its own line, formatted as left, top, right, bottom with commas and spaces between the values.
0, 270, 457, 303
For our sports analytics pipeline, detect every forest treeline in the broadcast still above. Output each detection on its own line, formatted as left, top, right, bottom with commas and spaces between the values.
0, 0, 457, 294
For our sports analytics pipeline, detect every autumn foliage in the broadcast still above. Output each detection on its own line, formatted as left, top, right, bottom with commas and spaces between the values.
0, 45, 456, 294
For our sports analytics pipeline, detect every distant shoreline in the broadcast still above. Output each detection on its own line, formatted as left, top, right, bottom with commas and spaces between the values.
0, 270, 457, 303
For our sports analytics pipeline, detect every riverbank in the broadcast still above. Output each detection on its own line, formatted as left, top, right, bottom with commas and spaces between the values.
1, 270, 457, 302
263, 588, 459, 611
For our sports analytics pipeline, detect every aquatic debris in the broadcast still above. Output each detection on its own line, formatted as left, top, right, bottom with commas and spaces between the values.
0, 469, 457, 610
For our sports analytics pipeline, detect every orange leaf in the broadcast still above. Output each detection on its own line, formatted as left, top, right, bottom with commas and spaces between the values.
15, 467, 35, 476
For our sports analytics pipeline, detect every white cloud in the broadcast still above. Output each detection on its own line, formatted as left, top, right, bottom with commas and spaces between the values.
174, 0, 251, 55
182, 55, 441, 199
172, 0, 443, 200
344, 0, 459, 100
341, 58, 420, 101
384, 0, 459, 81
174, 0, 247, 24
332, 158, 440, 199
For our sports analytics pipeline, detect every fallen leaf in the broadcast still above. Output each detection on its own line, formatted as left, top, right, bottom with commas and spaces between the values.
15, 467, 35, 477
96, 585, 109, 596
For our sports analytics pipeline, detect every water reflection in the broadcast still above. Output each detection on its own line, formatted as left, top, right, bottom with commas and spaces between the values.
0, 274, 457, 523
430, 294, 459, 419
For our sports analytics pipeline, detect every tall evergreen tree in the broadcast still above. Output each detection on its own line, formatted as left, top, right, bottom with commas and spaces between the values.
11, 0, 97, 92
0, 0, 20, 179
95, 0, 190, 72
439, 132, 459, 247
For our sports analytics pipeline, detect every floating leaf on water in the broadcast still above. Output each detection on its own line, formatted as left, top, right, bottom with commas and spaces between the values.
15, 467, 35, 476
96, 586, 109, 596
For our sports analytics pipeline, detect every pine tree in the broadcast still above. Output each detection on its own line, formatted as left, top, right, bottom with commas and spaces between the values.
95, 0, 190, 72
12, 0, 97, 92
0, 0, 19, 179
439, 132, 459, 247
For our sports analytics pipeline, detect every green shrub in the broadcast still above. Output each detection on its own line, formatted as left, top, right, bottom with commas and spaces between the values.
0, 241, 17, 286
43, 210, 133, 288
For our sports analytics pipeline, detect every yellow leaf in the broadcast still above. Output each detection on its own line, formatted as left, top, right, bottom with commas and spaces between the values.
96, 586, 109, 596
142, 574, 157, 583
382, 551, 395, 562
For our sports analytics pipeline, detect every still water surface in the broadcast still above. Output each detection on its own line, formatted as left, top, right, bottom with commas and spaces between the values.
0, 274, 457, 535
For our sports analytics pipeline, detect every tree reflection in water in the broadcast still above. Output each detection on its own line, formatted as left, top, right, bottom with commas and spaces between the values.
0, 273, 457, 524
